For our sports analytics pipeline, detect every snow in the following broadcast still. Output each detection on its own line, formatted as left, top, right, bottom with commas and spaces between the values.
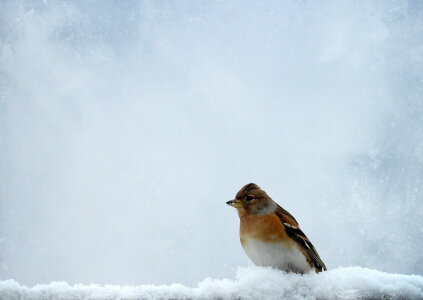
1, 266, 422, 300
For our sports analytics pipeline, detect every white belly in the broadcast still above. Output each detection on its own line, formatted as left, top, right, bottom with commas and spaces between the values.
242, 238, 312, 273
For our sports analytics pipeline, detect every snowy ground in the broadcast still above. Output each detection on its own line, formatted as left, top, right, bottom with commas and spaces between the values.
1, 266, 422, 300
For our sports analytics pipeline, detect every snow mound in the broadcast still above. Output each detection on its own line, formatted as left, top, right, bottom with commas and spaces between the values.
1, 266, 422, 300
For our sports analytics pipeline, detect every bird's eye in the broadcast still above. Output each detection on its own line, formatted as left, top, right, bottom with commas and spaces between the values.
245, 195, 254, 201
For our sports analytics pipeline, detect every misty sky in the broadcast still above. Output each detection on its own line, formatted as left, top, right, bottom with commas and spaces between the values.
1, 0, 422, 286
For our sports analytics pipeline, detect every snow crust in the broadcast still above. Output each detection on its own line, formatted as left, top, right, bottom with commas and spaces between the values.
1, 266, 422, 300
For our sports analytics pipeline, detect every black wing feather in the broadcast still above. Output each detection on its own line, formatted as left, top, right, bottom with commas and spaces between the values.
283, 224, 327, 272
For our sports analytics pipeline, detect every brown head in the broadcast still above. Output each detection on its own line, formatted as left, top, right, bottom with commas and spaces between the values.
226, 183, 278, 216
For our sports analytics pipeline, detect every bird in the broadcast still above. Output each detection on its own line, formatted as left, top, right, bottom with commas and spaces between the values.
226, 183, 326, 273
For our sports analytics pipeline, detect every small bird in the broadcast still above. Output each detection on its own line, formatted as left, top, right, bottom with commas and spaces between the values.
226, 183, 326, 273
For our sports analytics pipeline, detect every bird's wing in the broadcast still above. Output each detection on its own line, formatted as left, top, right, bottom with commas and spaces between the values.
275, 205, 327, 272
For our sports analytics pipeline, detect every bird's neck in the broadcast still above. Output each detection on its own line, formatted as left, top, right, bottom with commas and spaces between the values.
237, 200, 278, 217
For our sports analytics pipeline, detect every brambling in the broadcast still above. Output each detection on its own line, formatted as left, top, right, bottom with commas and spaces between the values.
227, 183, 326, 273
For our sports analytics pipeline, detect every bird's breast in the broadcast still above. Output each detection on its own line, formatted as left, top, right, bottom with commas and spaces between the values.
239, 210, 288, 241
238, 210, 312, 273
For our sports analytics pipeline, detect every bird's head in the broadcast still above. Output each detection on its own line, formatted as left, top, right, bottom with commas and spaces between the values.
226, 183, 277, 216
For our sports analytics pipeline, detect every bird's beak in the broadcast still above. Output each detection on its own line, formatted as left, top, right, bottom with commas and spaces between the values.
226, 199, 243, 208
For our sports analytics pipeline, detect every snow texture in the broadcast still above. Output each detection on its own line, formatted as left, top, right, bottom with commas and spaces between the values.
1, 266, 422, 300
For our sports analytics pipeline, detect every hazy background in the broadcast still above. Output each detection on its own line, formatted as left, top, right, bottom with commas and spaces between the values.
1, 0, 422, 286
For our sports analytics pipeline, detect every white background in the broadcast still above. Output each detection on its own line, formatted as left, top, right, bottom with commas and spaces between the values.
1, 0, 422, 286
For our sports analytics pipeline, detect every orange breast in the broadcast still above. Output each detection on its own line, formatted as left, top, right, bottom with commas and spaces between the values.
238, 209, 292, 246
